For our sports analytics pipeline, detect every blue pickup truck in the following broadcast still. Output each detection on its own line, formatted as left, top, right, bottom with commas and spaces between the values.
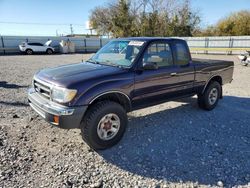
28, 37, 234, 149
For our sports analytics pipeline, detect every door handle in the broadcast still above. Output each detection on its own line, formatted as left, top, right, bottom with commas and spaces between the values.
170, 72, 177, 76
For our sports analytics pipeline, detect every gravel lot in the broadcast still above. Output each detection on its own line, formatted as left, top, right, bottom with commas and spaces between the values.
0, 54, 250, 188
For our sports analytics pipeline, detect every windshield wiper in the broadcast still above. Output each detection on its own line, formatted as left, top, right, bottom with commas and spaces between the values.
98, 60, 125, 68
86, 59, 99, 64
101, 61, 118, 67
87, 59, 128, 69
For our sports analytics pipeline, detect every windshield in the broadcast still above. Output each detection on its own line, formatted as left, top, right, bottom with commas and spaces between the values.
88, 40, 145, 67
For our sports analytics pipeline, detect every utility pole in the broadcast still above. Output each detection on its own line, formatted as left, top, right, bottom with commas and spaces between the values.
70, 24, 74, 36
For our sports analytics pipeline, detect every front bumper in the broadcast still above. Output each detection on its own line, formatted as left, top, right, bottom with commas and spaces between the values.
28, 88, 87, 129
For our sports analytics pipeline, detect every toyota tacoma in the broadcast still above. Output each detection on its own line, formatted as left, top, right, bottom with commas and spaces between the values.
28, 37, 234, 150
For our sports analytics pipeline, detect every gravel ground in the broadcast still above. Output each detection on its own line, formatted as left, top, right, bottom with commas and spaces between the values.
0, 54, 250, 188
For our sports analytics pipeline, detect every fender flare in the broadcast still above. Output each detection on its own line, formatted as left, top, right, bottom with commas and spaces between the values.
202, 75, 222, 94
89, 90, 132, 111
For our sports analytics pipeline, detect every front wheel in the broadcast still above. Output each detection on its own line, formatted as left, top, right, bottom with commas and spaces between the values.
198, 81, 221, 111
81, 101, 128, 150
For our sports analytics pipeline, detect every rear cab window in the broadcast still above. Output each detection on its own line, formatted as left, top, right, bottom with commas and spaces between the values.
174, 42, 190, 66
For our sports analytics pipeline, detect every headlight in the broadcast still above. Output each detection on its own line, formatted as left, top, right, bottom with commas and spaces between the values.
51, 86, 77, 103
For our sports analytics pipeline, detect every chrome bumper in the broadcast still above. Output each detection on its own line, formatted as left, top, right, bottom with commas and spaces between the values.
28, 88, 87, 129
28, 88, 74, 116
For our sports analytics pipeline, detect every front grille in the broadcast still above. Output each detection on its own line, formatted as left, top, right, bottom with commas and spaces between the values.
34, 79, 51, 100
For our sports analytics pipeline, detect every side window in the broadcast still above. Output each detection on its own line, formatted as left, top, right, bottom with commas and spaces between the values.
143, 42, 173, 68
28, 43, 42, 46
175, 43, 190, 66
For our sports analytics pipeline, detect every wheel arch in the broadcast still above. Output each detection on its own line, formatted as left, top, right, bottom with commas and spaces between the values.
46, 48, 53, 52
25, 48, 33, 52
88, 91, 132, 112
202, 75, 223, 97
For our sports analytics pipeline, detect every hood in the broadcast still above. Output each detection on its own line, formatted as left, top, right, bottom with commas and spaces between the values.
36, 62, 125, 88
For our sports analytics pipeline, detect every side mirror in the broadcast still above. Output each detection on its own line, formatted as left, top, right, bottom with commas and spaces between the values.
143, 62, 158, 70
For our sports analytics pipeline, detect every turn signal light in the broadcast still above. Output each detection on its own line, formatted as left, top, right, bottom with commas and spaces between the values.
53, 116, 59, 125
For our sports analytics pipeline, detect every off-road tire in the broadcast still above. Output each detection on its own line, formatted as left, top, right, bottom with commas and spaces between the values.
198, 81, 222, 111
81, 101, 127, 150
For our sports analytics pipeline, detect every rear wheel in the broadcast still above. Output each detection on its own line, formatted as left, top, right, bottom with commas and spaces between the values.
198, 81, 221, 110
46, 48, 53, 55
81, 101, 127, 150
26, 49, 33, 55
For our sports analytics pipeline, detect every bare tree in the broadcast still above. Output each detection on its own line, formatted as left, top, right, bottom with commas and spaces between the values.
89, 0, 201, 37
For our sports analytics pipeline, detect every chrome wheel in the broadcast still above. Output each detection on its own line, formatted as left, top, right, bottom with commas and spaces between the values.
97, 113, 120, 141
208, 88, 218, 105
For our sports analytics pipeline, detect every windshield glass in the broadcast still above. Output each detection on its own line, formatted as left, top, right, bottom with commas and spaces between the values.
89, 40, 145, 67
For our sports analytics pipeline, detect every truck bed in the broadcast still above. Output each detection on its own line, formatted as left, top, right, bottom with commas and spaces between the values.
192, 58, 234, 89
192, 58, 234, 66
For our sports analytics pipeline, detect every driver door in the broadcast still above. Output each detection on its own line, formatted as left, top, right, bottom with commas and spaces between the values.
132, 41, 181, 108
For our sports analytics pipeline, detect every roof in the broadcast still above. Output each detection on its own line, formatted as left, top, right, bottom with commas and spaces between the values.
116, 37, 185, 42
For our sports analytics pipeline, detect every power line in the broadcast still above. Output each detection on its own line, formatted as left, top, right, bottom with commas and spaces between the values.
0, 21, 85, 26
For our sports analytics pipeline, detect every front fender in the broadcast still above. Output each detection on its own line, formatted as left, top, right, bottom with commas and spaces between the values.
71, 75, 134, 106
